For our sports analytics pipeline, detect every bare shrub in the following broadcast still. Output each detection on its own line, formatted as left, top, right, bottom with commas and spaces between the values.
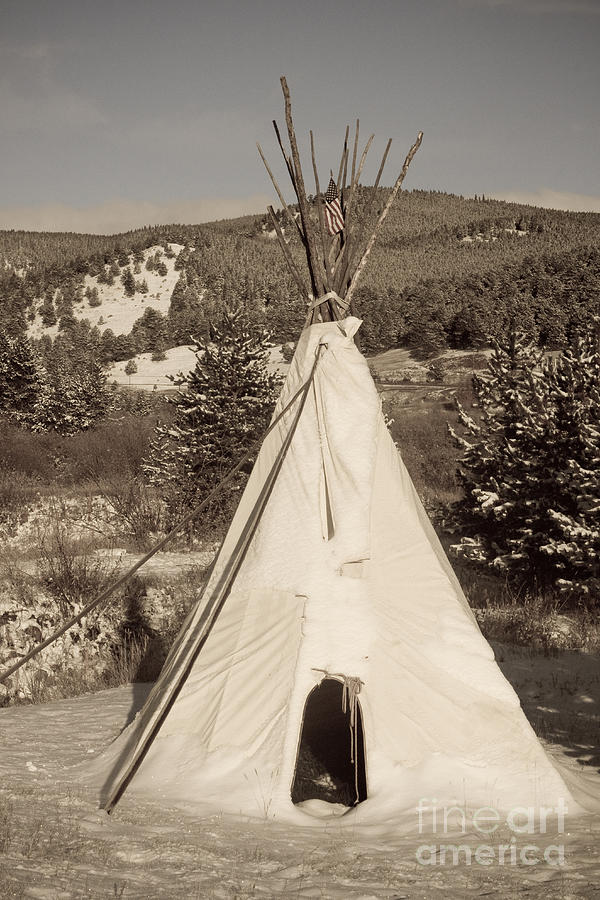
93, 475, 165, 549
0, 412, 165, 487
0, 423, 57, 480
67, 415, 159, 482
0, 471, 39, 535
387, 401, 461, 506
36, 519, 117, 617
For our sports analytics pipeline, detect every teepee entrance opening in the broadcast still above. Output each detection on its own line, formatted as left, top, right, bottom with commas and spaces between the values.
291, 678, 367, 808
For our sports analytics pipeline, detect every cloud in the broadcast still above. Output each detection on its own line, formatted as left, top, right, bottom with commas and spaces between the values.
0, 195, 273, 234
458, 0, 600, 13
490, 188, 600, 212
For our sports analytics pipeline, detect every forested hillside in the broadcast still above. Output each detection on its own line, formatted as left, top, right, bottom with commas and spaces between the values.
1, 190, 599, 361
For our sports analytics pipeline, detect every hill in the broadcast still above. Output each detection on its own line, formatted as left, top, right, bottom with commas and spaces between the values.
27, 243, 183, 343
1, 190, 599, 370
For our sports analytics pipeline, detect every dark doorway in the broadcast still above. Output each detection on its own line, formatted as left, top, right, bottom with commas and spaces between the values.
291, 678, 367, 807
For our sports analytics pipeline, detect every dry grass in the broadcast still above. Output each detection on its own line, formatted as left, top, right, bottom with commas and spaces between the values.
385, 390, 466, 506
0, 412, 164, 487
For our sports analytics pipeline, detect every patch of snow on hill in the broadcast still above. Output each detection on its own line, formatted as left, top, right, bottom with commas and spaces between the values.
27, 243, 184, 340
109, 343, 289, 391
109, 344, 199, 390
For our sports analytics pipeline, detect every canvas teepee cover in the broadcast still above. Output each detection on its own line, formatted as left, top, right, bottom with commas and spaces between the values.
98, 315, 571, 822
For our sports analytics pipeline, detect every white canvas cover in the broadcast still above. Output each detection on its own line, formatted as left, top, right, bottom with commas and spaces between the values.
96, 318, 573, 824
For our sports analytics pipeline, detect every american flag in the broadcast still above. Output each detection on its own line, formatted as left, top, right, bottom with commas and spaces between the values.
323, 177, 344, 236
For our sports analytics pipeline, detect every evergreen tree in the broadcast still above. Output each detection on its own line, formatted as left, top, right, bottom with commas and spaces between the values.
55, 287, 74, 319
0, 331, 42, 422
40, 293, 57, 327
32, 358, 111, 434
99, 328, 117, 364
448, 328, 600, 600
111, 334, 136, 361
145, 308, 281, 530
130, 307, 170, 353
151, 342, 167, 361
121, 267, 136, 298
536, 329, 600, 598
124, 358, 138, 383
85, 286, 101, 307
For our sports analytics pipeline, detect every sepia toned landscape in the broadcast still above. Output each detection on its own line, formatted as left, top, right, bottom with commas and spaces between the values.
1, 0, 599, 897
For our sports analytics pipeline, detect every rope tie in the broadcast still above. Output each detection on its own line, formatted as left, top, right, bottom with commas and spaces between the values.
341, 676, 363, 780
312, 669, 364, 785
307, 291, 349, 312
341, 677, 363, 736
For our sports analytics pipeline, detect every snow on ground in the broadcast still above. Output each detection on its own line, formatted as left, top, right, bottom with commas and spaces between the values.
371, 347, 491, 382
108, 344, 290, 391
27, 244, 184, 341
92, 547, 217, 579
108, 344, 199, 390
1, 647, 599, 898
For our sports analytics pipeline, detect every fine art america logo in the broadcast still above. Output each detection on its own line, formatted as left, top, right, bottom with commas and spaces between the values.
416, 798, 567, 867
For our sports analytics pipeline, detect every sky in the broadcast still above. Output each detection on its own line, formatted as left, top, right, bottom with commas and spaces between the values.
1, 0, 599, 233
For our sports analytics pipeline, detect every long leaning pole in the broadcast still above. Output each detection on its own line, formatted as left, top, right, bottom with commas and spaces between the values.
101, 346, 325, 813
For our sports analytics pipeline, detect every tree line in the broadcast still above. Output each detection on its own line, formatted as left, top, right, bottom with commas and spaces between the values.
0, 190, 598, 385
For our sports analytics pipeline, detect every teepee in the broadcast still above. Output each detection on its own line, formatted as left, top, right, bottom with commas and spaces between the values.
96, 79, 572, 823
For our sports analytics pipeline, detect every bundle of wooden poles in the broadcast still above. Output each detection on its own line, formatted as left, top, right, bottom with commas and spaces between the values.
257, 76, 423, 325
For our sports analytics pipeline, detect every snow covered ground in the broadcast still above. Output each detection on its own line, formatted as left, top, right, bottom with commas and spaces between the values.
108, 343, 289, 391
1, 646, 599, 898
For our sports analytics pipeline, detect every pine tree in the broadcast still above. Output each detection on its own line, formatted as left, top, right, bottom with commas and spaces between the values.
40, 293, 57, 327
448, 328, 600, 599
151, 343, 167, 361
86, 286, 101, 307
32, 358, 111, 434
145, 308, 281, 531
121, 267, 136, 298
0, 331, 42, 423
130, 307, 169, 353
535, 330, 600, 598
